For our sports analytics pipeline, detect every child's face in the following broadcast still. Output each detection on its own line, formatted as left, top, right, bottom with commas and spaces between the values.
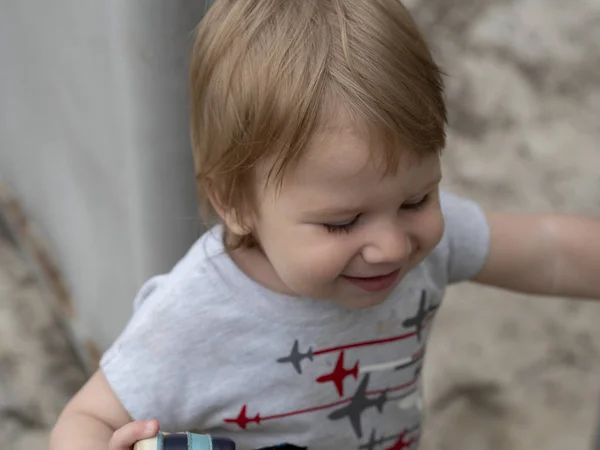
233, 127, 444, 308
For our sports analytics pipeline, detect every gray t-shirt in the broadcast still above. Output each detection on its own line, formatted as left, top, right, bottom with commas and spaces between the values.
101, 191, 490, 450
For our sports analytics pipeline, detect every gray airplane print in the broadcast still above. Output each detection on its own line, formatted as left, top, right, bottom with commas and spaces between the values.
276, 339, 314, 374
328, 369, 422, 439
401, 291, 438, 342
328, 373, 387, 438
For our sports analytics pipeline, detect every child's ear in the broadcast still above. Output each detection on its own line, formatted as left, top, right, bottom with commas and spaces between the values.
222, 210, 251, 236
205, 180, 252, 237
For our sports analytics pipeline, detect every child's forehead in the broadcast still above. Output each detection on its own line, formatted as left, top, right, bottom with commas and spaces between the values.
303, 130, 374, 177
283, 128, 406, 186
255, 107, 441, 195
255, 130, 441, 209
271, 137, 441, 207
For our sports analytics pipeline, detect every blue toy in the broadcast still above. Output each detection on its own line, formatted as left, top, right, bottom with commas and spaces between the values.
134, 432, 235, 450
134, 432, 306, 450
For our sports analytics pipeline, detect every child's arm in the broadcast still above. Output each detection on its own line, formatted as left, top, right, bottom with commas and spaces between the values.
474, 213, 600, 299
49, 370, 159, 450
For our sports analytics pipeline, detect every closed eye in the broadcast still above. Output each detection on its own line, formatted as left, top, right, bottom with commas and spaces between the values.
400, 194, 430, 211
322, 215, 360, 234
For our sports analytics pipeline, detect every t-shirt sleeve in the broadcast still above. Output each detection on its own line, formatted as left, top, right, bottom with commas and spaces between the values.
437, 190, 491, 284
99, 272, 215, 430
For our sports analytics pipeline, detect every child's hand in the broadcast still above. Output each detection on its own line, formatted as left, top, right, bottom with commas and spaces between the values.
109, 419, 160, 450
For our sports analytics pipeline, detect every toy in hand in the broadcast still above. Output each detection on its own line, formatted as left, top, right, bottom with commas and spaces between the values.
134, 431, 308, 450
134, 431, 235, 450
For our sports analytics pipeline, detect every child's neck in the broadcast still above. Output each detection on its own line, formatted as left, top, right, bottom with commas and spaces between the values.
228, 245, 297, 297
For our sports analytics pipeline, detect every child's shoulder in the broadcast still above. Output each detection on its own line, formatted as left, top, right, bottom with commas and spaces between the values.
101, 226, 240, 388
425, 190, 491, 285
131, 225, 234, 315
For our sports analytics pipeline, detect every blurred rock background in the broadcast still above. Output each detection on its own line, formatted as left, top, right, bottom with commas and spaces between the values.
412, 1, 600, 449
0, 0, 598, 449
0, 222, 85, 450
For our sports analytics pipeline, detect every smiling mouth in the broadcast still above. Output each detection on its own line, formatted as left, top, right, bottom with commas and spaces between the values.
343, 269, 401, 292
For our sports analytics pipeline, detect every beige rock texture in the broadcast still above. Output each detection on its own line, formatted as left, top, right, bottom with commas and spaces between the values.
0, 0, 598, 449
0, 223, 86, 450
411, 0, 600, 449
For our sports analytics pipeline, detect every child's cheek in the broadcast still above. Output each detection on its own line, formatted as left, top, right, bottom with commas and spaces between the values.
283, 242, 350, 289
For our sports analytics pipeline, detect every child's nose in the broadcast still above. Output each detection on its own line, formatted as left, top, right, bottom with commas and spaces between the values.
362, 224, 412, 265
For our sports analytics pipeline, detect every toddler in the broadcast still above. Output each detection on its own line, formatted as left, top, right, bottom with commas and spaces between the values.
50, 1, 600, 449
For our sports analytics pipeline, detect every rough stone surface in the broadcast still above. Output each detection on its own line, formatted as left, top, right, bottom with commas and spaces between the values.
410, 1, 600, 449
0, 227, 86, 450
0, 0, 599, 448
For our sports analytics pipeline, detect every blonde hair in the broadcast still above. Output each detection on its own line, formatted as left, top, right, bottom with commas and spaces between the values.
190, 0, 447, 248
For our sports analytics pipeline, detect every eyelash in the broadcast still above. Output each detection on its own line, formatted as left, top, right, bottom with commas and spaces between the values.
323, 215, 360, 234
401, 194, 430, 210
322, 194, 431, 234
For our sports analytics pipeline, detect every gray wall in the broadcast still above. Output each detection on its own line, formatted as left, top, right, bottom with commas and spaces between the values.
0, 0, 209, 351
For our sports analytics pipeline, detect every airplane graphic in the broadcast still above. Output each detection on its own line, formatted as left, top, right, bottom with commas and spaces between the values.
360, 429, 387, 450
224, 404, 261, 429
401, 291, 429, 342
276, 339, 314, 374
359, 425, 420, 450
393, 348, 424, 371
413, 366, 421, 381
328, 373, 388, 438
384, 429, 415, 450
316, 350, 359, 396
223, 373, 417, 431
